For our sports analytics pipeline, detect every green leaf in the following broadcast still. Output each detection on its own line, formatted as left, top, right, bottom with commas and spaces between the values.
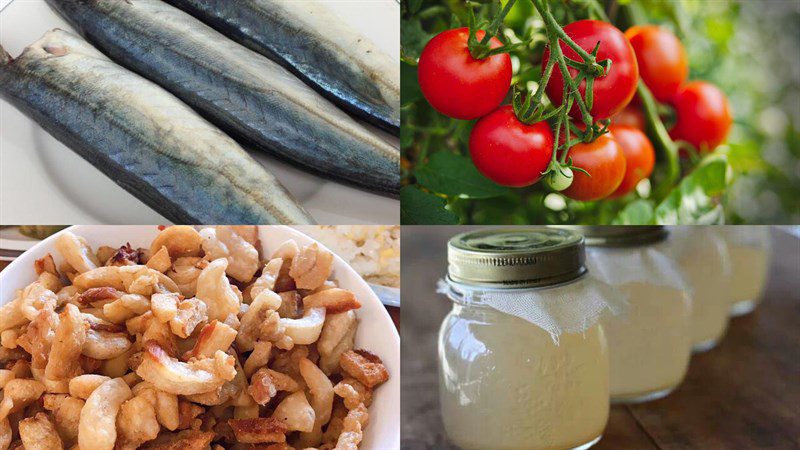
400, 62, 422, 106
406, 0, 424, 15
725, 142, 768, 173
400, 18, 430, 61
655, 155, 729, 224
612, 199, 655, 224
415, 152, 510, 199
400, 186, 459, 224
472, 193, 528, 224
400, 121, 414, 149
705, 17, 735, 45
501, 0, 533, 29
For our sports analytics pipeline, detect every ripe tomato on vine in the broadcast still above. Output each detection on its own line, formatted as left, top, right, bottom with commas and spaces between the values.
608, 125, 655, 198
562, 134, 627, 201
669, 81, 733, 152
469, 106, 554, 187
542, 20, 639, 120
625, 25, 689, 103
418, 28, 512, 120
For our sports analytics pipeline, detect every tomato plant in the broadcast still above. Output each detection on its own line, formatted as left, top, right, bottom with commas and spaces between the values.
608, 125, 655, 197
469, 106, 554, 187
398, 0, 793, 225
542, 20, 639, 120
669, 81, 733, 152
562, 134, 626, 201
418, 28, 512, 120
625, 25, 688, 103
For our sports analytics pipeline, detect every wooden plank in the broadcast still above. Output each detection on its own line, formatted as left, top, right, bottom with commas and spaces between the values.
595, 406, 660, 449
402, 377, 458, 450
401, 227, 455, 450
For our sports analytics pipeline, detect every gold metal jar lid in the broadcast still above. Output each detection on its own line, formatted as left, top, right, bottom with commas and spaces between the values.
550, 226, 668, 247
447, 228, 586, 288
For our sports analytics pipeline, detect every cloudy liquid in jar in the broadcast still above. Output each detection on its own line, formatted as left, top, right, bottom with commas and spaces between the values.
677, 239, 731, 351
727, 245, 769, 316
601, 282, 692, 402
439, 304, 609, 450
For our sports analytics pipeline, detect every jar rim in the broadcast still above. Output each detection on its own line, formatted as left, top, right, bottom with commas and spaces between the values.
447, 228, 586, 287
441, 271, 589, 305
549, 226, 668, 247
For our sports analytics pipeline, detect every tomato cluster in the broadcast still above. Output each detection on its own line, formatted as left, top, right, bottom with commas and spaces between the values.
417, 25, 553, 187
616, 26, 732, 154
417, 15, 732, 202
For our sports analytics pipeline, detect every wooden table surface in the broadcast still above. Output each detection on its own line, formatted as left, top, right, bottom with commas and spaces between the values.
400, 227, 800, 450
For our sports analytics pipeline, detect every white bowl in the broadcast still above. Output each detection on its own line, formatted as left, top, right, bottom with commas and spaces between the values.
0, 225, 400, 450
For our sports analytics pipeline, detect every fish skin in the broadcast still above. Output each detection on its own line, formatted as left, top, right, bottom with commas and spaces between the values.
48, 0, 400, 197
0, 30, 315, 225
163, 0, 401, 135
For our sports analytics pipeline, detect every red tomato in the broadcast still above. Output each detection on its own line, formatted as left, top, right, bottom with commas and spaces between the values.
562, 134, 626, 201
669, 81, 733, 152
418, 28, 512, 120
611, 105, 646, 131
469, 105, 554, 187
624, 25, 688, 103
608, 125, 655, 198
542, 20, 639, 120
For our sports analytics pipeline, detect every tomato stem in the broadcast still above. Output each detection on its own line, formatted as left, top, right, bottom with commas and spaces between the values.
533, 0, 597, 132
535, 56, 556, 106
537, 2, 595, 63
560, 96, 575, 164
550, 32, 593, 124
466, 0, 524, 60
528, 0, 628, 181
513, 50, 557, 125
637, 81, 680, 199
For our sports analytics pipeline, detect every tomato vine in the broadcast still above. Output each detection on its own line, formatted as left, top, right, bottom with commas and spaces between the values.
401, 0, 744, 225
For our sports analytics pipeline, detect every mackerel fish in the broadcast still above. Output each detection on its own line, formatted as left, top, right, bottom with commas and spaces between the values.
163, 0, 401, 134
48, 0, 400, 197
0, 29, 314, 224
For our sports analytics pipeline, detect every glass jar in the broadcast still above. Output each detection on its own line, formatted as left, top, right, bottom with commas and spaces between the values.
669, 226, 732, 353
438, 228, 610, 450
576, 226, 693, 404
722, 226, 771, 316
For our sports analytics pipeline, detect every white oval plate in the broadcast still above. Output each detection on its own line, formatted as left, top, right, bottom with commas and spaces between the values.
0, 225, 400, 450
0, 0, 399, 225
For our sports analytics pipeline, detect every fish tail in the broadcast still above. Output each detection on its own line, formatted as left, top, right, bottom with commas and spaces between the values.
0, 44, 12, 66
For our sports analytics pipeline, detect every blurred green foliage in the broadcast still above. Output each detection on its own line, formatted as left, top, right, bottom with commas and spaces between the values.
401, 0, 800, 224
